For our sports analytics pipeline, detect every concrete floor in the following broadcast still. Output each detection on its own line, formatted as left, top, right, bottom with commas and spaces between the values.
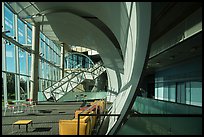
2, 101, 111, 135
2, 102, 82, 135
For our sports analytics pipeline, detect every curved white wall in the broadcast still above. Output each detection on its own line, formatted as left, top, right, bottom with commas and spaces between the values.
107, 2, 151, 134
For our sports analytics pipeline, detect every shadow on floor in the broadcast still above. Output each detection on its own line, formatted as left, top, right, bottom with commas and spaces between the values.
38, 110, 52, 113
32, 127, 52, 132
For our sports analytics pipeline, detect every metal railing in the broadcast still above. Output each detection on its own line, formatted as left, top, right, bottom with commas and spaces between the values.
77, 113, 120, 135
117, 111, 202, 135
75, 98, 120, 135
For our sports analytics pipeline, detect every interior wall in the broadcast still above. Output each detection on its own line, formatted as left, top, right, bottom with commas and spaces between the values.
154, 55, 202, 106
155, 55, 202, 78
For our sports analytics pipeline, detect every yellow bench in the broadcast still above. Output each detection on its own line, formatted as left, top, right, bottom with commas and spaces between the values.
59, 120, 88, 135
59, 112, 91, 135
12, 120, 33, 132
59, 101, 103, 135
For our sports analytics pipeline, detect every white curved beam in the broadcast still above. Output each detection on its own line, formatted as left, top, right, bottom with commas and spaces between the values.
107, 2, 151, 134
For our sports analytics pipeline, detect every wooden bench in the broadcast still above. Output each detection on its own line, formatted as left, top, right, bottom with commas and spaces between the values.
12, 120, 33, 132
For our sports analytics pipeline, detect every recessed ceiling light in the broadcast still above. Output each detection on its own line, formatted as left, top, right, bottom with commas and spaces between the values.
190, 47, 197, 53
156, 62, 160, 65
169, 55, 175, 60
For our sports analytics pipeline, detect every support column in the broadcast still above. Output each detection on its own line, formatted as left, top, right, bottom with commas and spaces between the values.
60, 43, 65, 79
14, 14, 20, 101
30, 23, 40, 102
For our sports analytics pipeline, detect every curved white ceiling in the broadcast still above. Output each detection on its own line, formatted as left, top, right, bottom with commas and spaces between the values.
45, 11, 123, 71
8, 2, 124, 72
46, 12, 99, 49
33, 2, 128, 58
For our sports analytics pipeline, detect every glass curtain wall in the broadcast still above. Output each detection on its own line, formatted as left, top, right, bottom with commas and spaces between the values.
2, 3, 32, 101
154, 56, 202, 107
2, 3, 61, 105
154, 79, 202, 107
65, 53, 93, 69
38, 33, 61, 92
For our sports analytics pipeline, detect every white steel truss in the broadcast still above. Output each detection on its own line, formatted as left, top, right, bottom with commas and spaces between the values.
42, 61, 106, 101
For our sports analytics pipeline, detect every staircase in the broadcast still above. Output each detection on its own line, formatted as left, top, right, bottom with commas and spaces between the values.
42, 61, 106, 102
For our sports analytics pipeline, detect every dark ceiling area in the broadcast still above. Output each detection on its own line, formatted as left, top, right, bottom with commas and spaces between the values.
145, 2, 202, 75
150, 2, 202, 43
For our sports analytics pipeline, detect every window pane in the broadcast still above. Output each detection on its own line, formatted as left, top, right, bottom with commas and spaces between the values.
28, 53, 31, 76
186, 82, 191, 105
45, 37, 49, 60
157, 83, 163, 100
4, 6, 14, 37
47, 64, 50, 80
20, 75, 28, 100
6, 43, 15, 73
41, 79, 44, 91
19, 49, 26, 74
18, 19, 25, 44
168, 83, 176, 102
7, 73, 15, 101
27, 27, 32, 44
191, 82, 202, 106
41, 61, 45, 78
176, 82, 186, 104
163, 83, 168, 101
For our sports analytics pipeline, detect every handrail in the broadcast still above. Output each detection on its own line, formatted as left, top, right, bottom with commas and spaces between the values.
133, 96, 202, 115
79, 97, 106, 114
77, 113, 121, 135
76, 98, 112, 135
76, 100, 99, 135
117, 111, 202, 135
130, 113, 202, 117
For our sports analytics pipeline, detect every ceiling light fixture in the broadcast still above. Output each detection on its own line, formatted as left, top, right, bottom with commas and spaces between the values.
156, 62, 160, 65
190, 47, 197, 53
169, 55, 175, 60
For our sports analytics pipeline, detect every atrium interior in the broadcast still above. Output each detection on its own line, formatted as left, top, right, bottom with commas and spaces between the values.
2, 2, 202, 135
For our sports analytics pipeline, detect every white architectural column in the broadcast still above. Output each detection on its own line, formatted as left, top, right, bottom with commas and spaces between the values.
30, 23, 40, 102
14, 14, 20, 101
25, 24, 30, 99
60, 43, 65, 79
